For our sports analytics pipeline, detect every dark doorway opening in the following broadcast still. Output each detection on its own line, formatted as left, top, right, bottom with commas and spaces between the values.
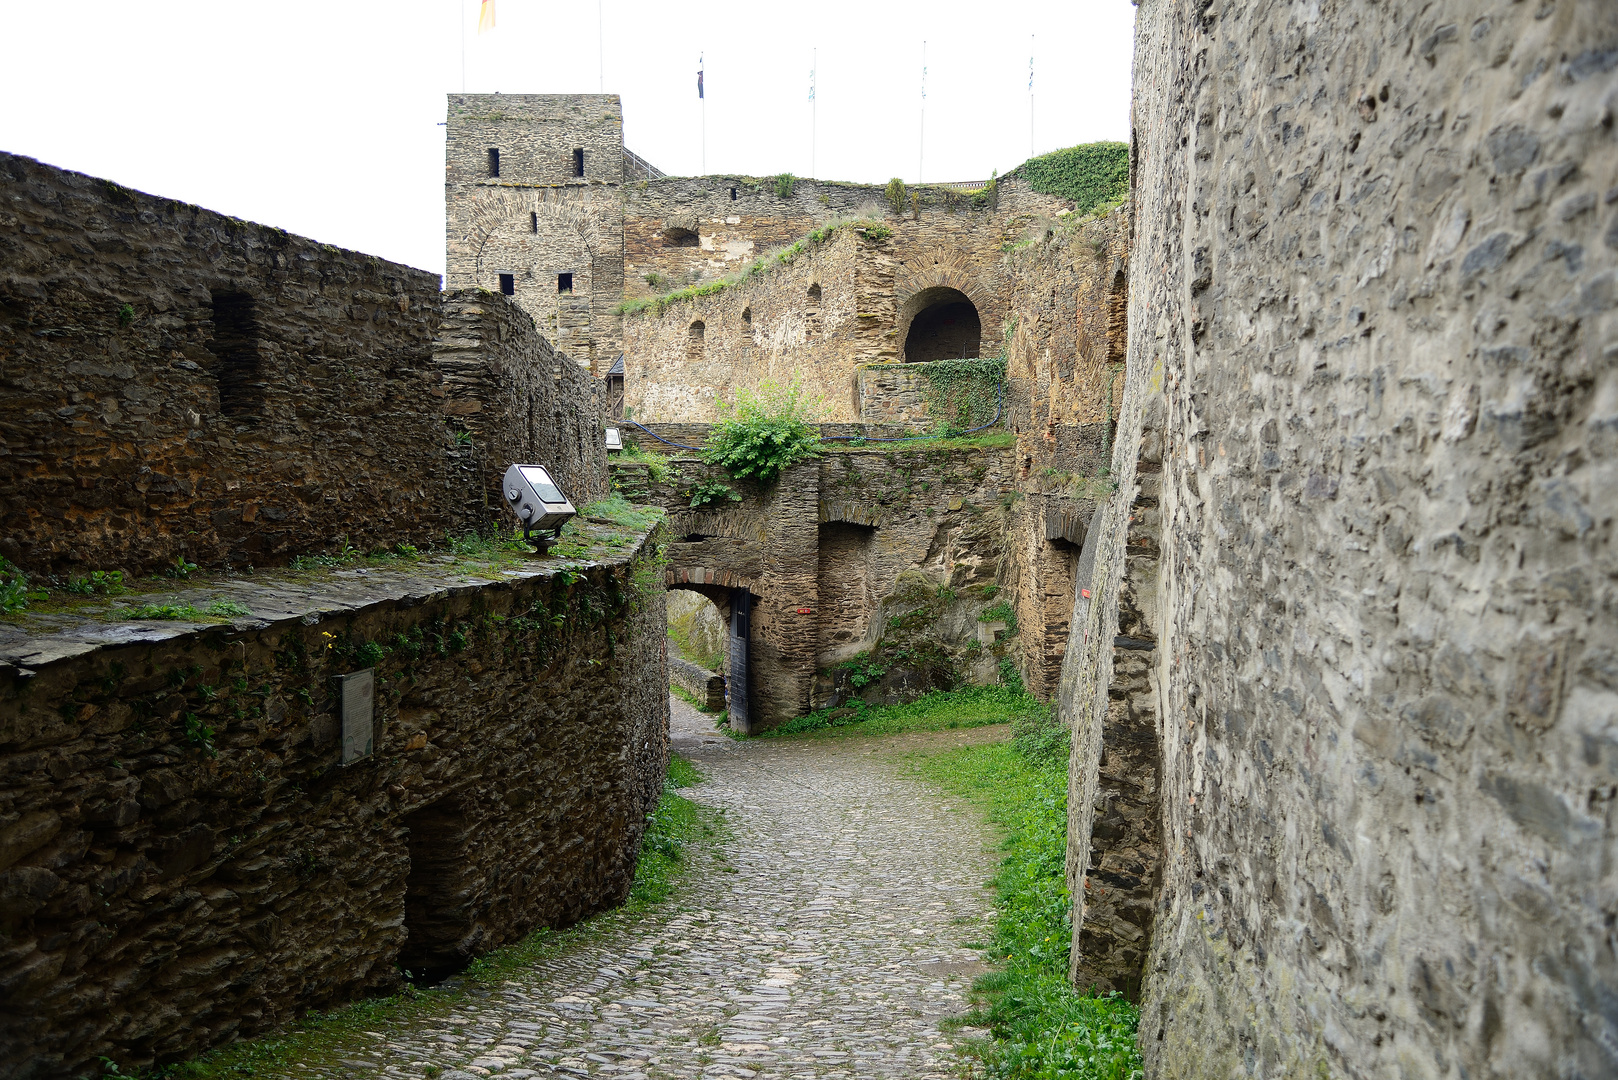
558, 272, 574, 293
210, 290, 263, 418
572, 148, 585, 177
487, 148, 500, 178
400, 798, 480, 984
498, 274, 515, 296
904, 291, 981, 363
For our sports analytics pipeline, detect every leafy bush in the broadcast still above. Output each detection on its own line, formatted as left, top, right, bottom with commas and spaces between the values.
1016, 143, 1130, 215
686, 479, 741, 509
772, 173, 797, 198
700, 377, 825, 484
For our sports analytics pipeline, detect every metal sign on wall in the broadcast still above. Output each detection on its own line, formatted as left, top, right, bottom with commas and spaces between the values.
334, 670, 375, 765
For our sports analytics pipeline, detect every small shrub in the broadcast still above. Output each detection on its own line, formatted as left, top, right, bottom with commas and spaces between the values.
116, 304, 135, 327
861, 223, 893, 241
644, 271, 663, 288
701, 376, 825, 484
165, 555, 199, 580
772, 173, 797, 198
885, 177, 908, 215
205, 599, 252, 618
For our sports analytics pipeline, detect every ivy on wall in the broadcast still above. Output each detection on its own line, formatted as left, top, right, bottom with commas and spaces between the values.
1014, 142, 1129, 214
917, 357, 1007, 434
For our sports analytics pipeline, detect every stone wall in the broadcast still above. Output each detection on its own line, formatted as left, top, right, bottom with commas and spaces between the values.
0, 153, 450, 578
620, 185, 1076, 424
0, 522, 669, 1077
444, 95, 627, 373
614, 440, 1018, 728
1066, 1, 1618, 1077
434, 289, 611, 518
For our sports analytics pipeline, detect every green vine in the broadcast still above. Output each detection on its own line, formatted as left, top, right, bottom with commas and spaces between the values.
917, 357, 1006, 435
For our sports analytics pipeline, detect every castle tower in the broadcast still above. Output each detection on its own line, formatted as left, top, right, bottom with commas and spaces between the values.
445, 94, 653, 374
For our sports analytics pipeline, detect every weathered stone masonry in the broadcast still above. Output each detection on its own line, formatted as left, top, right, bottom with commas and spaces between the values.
1063, 1, 1618, 1077
0, 534, 668, 1078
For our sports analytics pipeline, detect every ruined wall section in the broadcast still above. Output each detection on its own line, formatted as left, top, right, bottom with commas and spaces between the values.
0, 528, 669, 1077
434, 289, 610, 519
622, 226, 888, 422
445, 95, 626, 373
0, 153, 450, 578
1110, 1, 1618, 1077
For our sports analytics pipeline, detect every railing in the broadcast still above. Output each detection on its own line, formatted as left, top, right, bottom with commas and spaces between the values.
623, 147, 667, 182
925, 179, 989, 191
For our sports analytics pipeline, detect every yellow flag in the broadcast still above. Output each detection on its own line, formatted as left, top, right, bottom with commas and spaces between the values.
477, 0, 495, 33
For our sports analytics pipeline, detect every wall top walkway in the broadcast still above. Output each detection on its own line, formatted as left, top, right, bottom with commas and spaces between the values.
0, 511, 662, 681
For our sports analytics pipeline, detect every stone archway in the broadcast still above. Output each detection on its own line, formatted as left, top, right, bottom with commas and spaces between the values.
901, 286, 981, 363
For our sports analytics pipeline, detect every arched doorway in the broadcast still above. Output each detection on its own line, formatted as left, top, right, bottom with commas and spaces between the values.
902, 286, 981, 363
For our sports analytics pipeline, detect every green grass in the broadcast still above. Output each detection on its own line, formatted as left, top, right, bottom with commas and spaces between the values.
822, 430, 1016, 453
160, 755, 711, 1080
670, 683, 726, 717
759, 683, 1039, 739
911, 715, 1143, 1080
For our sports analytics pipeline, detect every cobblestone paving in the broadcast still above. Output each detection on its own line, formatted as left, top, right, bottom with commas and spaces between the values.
307, 696, 1003, 1079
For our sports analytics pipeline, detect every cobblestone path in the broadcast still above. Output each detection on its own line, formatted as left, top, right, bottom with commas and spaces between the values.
308, 696, 1004, 1079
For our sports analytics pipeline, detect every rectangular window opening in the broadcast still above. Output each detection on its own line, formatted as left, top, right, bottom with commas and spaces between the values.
530, 210, 538, 233
558, 272, 573, 294
210, 290, 263, 418
499, 273, 515, 296
487, 147, 500, 178
730, 187, 737, 201
572, 148, 585, 178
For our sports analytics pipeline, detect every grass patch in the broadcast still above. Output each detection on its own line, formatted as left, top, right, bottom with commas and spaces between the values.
910, 708, 1143, 1079
161, 755, 712, 1080
758, 683, 1039, 740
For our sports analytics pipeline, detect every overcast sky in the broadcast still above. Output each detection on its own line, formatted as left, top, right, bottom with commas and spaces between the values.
0, 1, 1134, 278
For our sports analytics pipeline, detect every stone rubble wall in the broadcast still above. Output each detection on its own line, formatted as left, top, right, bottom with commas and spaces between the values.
0, 527, 670, 1078
0, 153, 450, 578
1065, 1, 1618, 1077
434, 290, 611, 521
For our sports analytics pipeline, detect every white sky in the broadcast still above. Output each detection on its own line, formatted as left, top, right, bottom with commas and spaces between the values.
0, 1, 1134, 278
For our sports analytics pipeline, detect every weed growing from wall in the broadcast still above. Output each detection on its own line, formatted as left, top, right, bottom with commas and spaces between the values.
885, 177, 908, 215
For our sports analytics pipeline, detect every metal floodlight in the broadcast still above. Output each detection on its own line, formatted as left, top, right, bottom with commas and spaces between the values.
605, 427, 623, 452
503, 463, 576, 552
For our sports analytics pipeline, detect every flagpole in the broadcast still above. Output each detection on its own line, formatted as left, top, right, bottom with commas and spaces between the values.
919, 41, 926, 185
1029, 35, 1035, 159
810, 49, 817, 179
598, 1, 604, 92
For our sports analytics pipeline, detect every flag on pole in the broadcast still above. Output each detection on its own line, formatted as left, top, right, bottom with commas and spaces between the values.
808, 63, 815, 102
697, 54, 704, 99
478, 0, 495, 33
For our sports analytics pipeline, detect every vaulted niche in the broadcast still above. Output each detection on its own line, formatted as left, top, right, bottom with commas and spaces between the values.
400, 798, 480, 983
209, 290, 263, 418
902, 286, 980, 363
